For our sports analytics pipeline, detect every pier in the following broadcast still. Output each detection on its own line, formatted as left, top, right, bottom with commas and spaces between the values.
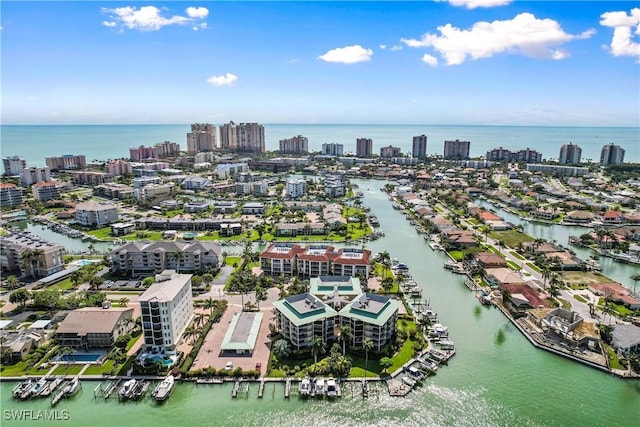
284, 378, 291, 398
257, 378, 265, 398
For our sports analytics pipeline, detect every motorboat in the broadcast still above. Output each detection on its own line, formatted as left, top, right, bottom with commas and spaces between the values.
118, 379, 137, 399
428, 323, 449, 338
26, 377, 48, 398
401, 376, 416, 388
326, 378, 337, 398
63, 377, 81, 397
12, 378, 34, 399
299, 376, 311, 397
315, 378, 325, 397
417, 357, 438, 373
152, 375, 174, 402
404, 366, 425, 381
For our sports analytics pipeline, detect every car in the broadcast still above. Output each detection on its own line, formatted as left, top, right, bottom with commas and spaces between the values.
255, 362, 261, 371
225, 361, 233, 371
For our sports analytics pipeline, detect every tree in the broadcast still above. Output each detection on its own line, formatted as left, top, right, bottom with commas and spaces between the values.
272, 339, 291, 360
363, 338, 374, 379
194, 312, 206, 328
381, 277, 394, 294
310, 335, 326, 365
338, 324, 352, 355
191, 275, 203, 289
379, 357, 393, 375
9, 288, 31, 306
631, 274, 640, 293
89, 275, 104, 291
4, 275, 20, 290
118, 297, 130, 307
142, 277, 155, 288
541, 267, 552, 290
70, 270, 84, 288
602, 302, 616, 325
183, 326, 197, 344
20, 248, 44, 278
254, 285, 267, 309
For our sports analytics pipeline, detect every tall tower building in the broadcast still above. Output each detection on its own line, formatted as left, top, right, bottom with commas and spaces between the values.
279, 135, 308, 154
187, 123, 217, 155
356, 138, 373, 157
443, 139, 470, 160
558, 142, 582, 165
599, 143, 625, 166
412, 135, 427, 159
321, 143, 344, 156
238, 123, 265, 153
219, 121, 238, 150
3, 156, 27, 176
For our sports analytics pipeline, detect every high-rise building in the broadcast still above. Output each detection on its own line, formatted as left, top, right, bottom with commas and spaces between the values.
155, 141, 181, 158
380, 145, 401, 158
0, 183, 24, 208
45, 154, 86, 171
558, 142, 582, 165
443, 139, 470, 160
129, 146, 157, 161
599, 143, 625, 166
321, 143, 344, 156
279, 135, 308, 154
21, 167, 51, 187
107, 160, 133, 177
356, 138, 373, 157
0, 231, 65, 278
219, 122, 265, 153
3, 156, 27, 176
187, 123, 217, 155
485, 147, 542, 163
412, 135, 427, 159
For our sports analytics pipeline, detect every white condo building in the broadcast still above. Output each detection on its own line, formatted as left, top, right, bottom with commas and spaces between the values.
286, 179, 307, 198
139, 270, 194, 354
21, 167, 51, 187
75, 201, 119, 227
3, 156, 27, 176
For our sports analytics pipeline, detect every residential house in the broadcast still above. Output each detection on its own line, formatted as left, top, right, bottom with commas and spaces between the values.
55, 307, 133, 349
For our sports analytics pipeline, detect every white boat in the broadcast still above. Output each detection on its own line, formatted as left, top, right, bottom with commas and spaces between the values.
437, 340, 456, 351
152, 375, 174, 402
326, 378, 337, 398
27, 377, 48, 398
118, 379, 137, 399
402, 376, 416, 387
428, 323, 449, 338
63, 377, 81, 397
404, 366, 425, 381
417, 357, 438, 373
423, 309, 438, 322
315, 378, 325, 397
299, 376, 311, 397
12, 379, 34, 398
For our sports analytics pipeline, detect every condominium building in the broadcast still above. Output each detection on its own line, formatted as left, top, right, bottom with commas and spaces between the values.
109, 241, 221, 275
139, 270, 194, 354
526, 164, 588, 176
107, 160, 133, 177
443, 139, 470, 160
75, 201, 119, 227
31, 181, 61, 202
559, 142, 582, 165
286, 179, 307, 198
3, 156, 27, 176
486, 147, 542, 163
21, 167, 51, 187
154, 140, 181, 158
412, 135, 427, 159
132, 176, 162, 188
600, 143, 625, 166
215, 162, 248, 179
94, 183, 135, 200
331, 248, 371, 277
71, 171, 113, 186
219, 121, 238, 150
0, 232, 65, 278
56, 307, 134, 349
272, 293, 338, 350
279, 135, 309, 154
187, 123, 217, 155
238, 122, 265, 153
45, 154, 86, 171
339, 293, 401, 350
0, 183, 24, 208
129, 145, 157, 161
356, 138, 373, 157
259, 243, 302, 276
380, 145, 401, 158
134, 183, 174, 202
321, 143, 344, 156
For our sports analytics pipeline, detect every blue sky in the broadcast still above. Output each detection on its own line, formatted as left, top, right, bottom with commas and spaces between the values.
2, 1, 639, 126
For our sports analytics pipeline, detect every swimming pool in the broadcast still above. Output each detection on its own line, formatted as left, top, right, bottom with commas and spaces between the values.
76, 259, 99, 266
56, 352, 104, 363
140, 354, 176, 367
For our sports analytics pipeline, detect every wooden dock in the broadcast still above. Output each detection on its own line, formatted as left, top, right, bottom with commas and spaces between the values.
284, 378, 291, 398
196, 378, 224, 385
387, 378, 412, 397
257, 379, 265, 398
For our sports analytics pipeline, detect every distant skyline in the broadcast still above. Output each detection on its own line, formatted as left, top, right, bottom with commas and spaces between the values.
2, 1, 639, 126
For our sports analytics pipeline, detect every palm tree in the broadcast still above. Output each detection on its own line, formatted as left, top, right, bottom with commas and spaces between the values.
119, 297, 130, 307
20, 248, 43, 278
631, 274, 640, 293
363, 338, 374, 379
602, 302, 616, 325
541, 267, 552, 290
338, 323, 352, 355
310, 335, 326, 365
172, 251, 185, 273
194, 312, 206, 328
4, 275, 19, 290
183, 326, 197, 344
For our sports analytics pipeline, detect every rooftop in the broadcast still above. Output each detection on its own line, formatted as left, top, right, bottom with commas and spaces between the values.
310, 276, 361, 296
56, 307, 133, 335
340, 293, 401, 326
139, 270, 192, 303
220, 312, 263, 352
273, 293, 338, 326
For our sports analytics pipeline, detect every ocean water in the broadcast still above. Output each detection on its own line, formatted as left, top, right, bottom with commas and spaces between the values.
1, 124, 638, 167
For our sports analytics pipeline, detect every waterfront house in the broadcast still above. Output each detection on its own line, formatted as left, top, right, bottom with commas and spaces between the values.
339, 293, 401, 351
588, 283, 640, 309
484, 268, 526, 287
56, 307, 134, 350
476, 252, 508, 269
442, 229, 477, 249
273, 293, 338, 350
111, 222, 135, 237
139, 270, 193, 354
611, 324, 640, 356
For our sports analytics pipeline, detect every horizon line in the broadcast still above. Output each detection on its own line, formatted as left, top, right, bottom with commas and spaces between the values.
2, 123, 639, 128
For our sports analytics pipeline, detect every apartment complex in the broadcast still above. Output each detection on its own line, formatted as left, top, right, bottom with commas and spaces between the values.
279, 135, 309, 154
286, 179, 307, 198
139, 270, 194, 354
3, 156, 27, 176
486, 147, 543, 163
109, 241, 221, 275
107, 159, 133, 177
219, 121, 265, 153
45, 154, 86, 171
526, 164, 589, 176
75, 201, 119, 227
155, 140, 181, 158
71, 171, 113, 186
260, 244, 371, 278
339, 293, 401, 350
273, 293, 338, 350
0, 232, 65, 278
322, 143, 344, 156
31, 181, 61, 202
412, 135, 427, 159
380, 145, 401, 158
356, 138, 373, 157
56, 307, 134, 349
600, 143, 625, 166
443, 139, 471, 160
129, 146, 157, 161
559, 142, 582, 165
0, 183, 24, 208
187, 123, 217, 155
21, 167, 51, 187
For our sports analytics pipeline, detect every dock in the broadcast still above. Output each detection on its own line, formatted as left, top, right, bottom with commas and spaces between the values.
231, 380, 240, 398
40, 377, 63, 397
284, 378, 291, 398
387, 378, 412, 397
464, 278, 483, 292
196, 378, 224, 385
50, 381, 68, 407
257, 378, 265, 398
362, 380, 369, 398
104, 380, 120, 399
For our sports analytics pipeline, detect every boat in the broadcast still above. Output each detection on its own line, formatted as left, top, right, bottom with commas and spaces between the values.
404, 366, 425, 381
118, 379, 137, 399
326, 378, 337, 398
63, 377, 81, 397
12, 378, 34, 399
152, 375, 174, 402
437, 340, 456, 351
315, 378, 325, 397
478, 292, 492, 305
401, 376, 416, 388
27, 377, 48, 398
423, 309, 438, 322
417, 357, 438, 373
299, 376, 311, 397
428, 323, 449, 339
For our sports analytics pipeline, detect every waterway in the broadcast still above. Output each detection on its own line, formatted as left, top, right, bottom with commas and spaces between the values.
474, 200, 640, 289
2, 179, 639, 426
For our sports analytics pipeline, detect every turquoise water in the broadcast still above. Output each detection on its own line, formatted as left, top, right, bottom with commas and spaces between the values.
1, 124, 638, 167
76, 260, 98, 267
55, 353, 103, 363
2, 178, 638, 426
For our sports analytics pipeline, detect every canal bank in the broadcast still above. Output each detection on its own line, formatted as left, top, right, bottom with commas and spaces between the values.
1, 179, 638, 426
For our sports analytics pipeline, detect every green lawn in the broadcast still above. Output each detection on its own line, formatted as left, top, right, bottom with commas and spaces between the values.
489, 230, 534, 248
86, 227, 114, 240
49, 278, 75, 290
506, 260, 521, 271
51, 364, 85, 375
527, 263, 541, 273
448, 251, 463, 262
573, 294, 587, 303
561, 271, 614, 287
510, 251, 525, 260
604, 344, 622, 369
0, 360, 50, 377
83, 360, 118, 376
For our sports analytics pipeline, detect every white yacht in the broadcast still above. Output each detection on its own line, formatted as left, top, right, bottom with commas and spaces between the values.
152, 375, 174, 402
315, 378, 325, 397
299, 376, 311, 397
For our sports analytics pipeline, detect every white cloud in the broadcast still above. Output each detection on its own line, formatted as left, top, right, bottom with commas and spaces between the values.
379, 44, 387, 50
440, 0, 512, 9
206, 73, 238, 86
600, 8, 640, 59
390, 45, 403, 51
401, 13, 595, 65
317, 45, 373, 64
287, 58, 300, 63
422, 54, 438, 67
101, 6, 209, 32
